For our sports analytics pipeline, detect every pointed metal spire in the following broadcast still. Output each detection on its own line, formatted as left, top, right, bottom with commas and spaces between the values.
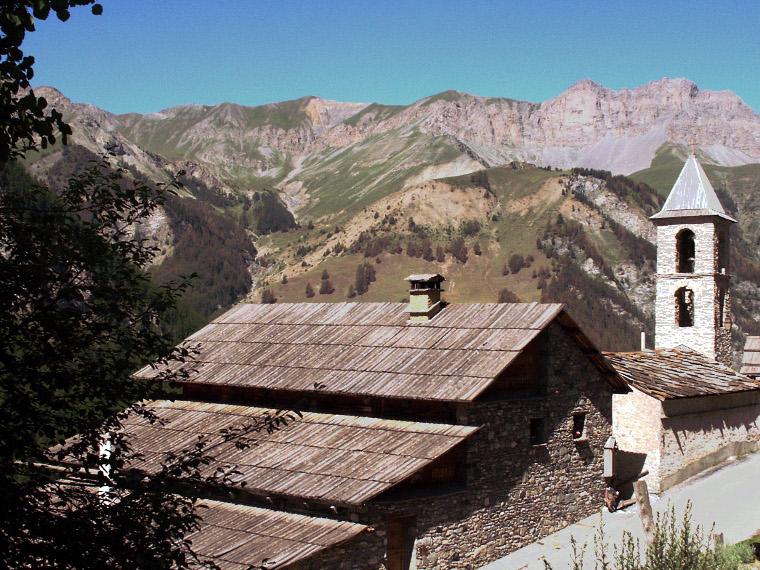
650, 153, 736, 222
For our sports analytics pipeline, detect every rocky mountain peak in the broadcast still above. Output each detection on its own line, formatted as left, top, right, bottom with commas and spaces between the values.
27, 79, 760, 204
564, 78, 607, 94
304, 97, 369, 129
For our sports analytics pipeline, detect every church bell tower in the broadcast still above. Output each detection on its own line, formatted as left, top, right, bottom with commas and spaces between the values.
651, 152, 736, 365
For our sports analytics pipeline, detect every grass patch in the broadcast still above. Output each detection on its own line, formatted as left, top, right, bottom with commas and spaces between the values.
420, 90, 463, 107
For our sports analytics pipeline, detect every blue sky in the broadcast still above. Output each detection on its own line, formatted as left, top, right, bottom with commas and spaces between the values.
24, 0, 760, 114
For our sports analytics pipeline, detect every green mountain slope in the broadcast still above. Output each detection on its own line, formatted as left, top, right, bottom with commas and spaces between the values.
253, 164, 661, 351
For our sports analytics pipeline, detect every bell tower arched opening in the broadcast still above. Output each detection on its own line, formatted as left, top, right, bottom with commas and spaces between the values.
676, 229, 695, 273
717, 230, 729, 273
675, 287, 694, 328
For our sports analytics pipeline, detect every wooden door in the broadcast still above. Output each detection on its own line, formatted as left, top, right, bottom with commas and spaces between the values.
386, 515, 416, 570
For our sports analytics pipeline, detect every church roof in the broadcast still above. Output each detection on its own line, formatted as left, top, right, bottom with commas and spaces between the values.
604, 346, 760, 400
136, 301, 627, 401
650, 154, 736, 223
741, 336, 760, 378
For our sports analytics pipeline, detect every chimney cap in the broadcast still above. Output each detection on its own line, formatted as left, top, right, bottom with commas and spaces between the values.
404, 273, 445, 283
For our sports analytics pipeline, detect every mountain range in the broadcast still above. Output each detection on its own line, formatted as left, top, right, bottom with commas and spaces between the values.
32, 78, 760, 209
22, 78, 760, 360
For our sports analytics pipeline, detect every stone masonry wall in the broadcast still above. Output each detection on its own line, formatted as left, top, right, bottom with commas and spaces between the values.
612, 388, 663, 492
658, 391, 760, 490
655, 220, 731, 361
297, 322, 616, 570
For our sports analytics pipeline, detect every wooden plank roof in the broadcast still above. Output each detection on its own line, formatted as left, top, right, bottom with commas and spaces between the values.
741, 336, 760, 378
124, 400, 478, 506
189, 499, 366, 569
136, 301, 623, 401
604, 346, 760, 400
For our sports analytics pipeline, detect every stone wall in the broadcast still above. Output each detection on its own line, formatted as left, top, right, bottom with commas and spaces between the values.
297, 322, 616, 569
659, 391, 760, 491
654, 219, 732, 361
612, 388, 663, 491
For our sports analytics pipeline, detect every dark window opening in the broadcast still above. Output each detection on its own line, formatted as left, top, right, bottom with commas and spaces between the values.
676, 229, 696, 273
410, 280, 440, 290
530, 418, 546, 446
572, 413, 587, 439
675, 287, 694, 328
718, 288, 725, 327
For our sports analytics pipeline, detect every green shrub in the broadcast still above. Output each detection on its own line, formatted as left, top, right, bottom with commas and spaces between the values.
551, 503, 751, 570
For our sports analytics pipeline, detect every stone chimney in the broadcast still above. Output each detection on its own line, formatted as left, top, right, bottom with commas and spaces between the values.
405, 274, 445, 322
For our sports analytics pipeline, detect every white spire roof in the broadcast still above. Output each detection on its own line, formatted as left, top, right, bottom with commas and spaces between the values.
651, 154, 736, 222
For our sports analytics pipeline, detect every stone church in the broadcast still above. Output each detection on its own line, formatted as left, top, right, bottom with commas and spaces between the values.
605, 153, 760, 494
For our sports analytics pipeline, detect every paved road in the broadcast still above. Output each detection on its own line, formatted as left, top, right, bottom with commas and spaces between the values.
482, 452, 760, 569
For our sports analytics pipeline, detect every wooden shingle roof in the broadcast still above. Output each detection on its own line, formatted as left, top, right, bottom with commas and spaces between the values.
137, 301, 625, 401
189, 500, 366, 569
604, 346, 760, 400
124, 400, 478, 506
741, 336, 760, 378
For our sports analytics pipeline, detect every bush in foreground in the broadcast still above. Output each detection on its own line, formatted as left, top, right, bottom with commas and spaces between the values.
547, 502, 755, 570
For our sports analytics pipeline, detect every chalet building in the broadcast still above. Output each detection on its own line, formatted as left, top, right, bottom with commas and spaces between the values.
606, 153, 760, 494
131, 277, 629, 569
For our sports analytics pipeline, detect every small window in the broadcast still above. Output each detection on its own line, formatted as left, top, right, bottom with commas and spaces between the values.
530, 418, 546, 446
675, 287, 694, 328
572, 413, 587, 440
676, 229, 696, 273
718, 288, 725, 327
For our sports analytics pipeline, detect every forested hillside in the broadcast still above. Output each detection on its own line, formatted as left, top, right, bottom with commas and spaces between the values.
25, 146, 274, 340
248, 152, 760, 360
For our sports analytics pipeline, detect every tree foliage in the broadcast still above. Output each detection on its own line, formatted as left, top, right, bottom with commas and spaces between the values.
0, 154, 231, 566
447, 237, 468, 263
39, 143, 258, 337
497, 288, 521, 303
0, 5, 273, 565
244, 188, 296, 235
0, 158, 186, 467
541, 262, 651, 351
152, 193, 257, 320
0, 1, 105, 164
354, 262, 376, 295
